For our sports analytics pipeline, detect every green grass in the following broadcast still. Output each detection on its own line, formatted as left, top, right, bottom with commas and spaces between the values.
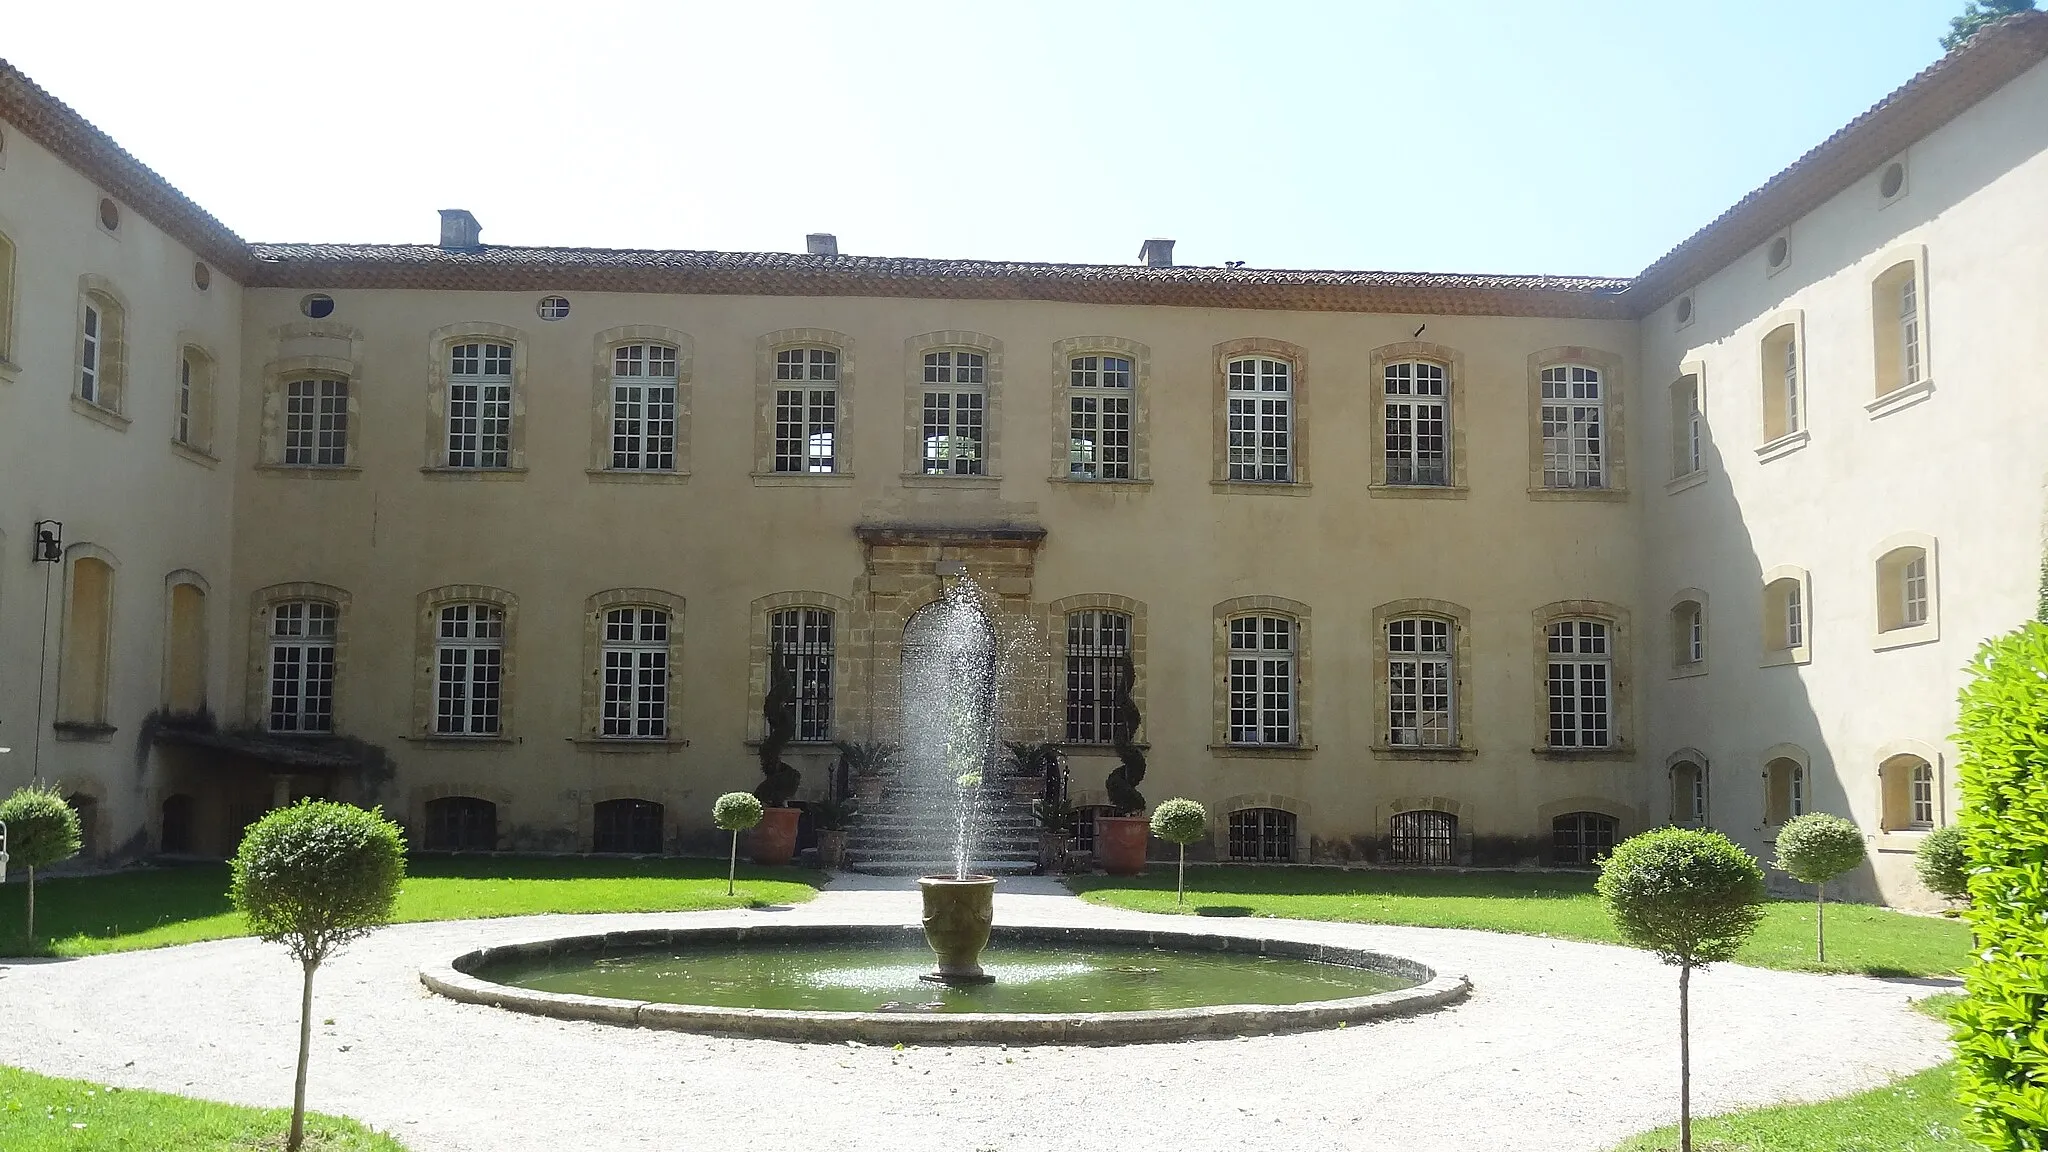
1069, 866, 1970, 976
0, 1065, 408, 1150
1, 856, 823, 958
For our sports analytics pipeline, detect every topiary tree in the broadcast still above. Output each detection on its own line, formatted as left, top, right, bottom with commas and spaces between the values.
230, 800, 404, 1152
1772, 812, 1867, 962
0, 784, 82, 942
1597, 828, 1766, 1152
754, 646, 802, 809
1104, 652, 1147, 816
1953, 621, 2048, 1151
712, 791, 764, 897
1913, 823, 1969, 905
1149, 799, 1207, 906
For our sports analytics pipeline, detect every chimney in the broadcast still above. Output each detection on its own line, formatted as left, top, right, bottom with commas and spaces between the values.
1138, 238, 1175, 268
438, 209, 482, 251
806, 232, 839, 256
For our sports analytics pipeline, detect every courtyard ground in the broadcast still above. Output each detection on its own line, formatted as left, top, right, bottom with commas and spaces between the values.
0, 874, 1952, 1152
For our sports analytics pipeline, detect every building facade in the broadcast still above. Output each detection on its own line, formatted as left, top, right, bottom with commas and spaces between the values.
4, 15, 2046, 905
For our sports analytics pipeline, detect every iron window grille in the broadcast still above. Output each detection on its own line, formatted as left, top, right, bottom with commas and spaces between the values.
774, 347, 838, 473
1388, 809, 1457, 864
1387, 617, 1453, 746
593, 798, 665, 854
435, 604, 504, 736
283, 378, 349, 466
601, 606, 669, 739
1546, 620, 1611, 748
1225, 357, 1292, 482
770, 607, 835, 742
921, 351, 985, 475
1065, 610, 1131, 743
1539, 365, 1606, 488
1228, 615, 1295, 745
268, 600, 337, 733
1068, 355, 1133, 480
424, 797, 496, 851
1383, 361, 1448, 485
1227, 808, 1295, 862
611, 343, 678, 471
79, 301, 100, 403
1552, 812, 1617, 866
447, 342, 513, 469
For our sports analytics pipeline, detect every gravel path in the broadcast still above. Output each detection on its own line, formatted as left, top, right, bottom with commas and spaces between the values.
0, 875, 1953, 1152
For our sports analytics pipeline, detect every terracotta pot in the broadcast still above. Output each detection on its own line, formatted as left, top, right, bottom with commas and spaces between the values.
918, 875, 997, 984
815, 829, 848, 872
854, 775, 886, 804
1094, 815, 1149, 876
749, 806, 801, 866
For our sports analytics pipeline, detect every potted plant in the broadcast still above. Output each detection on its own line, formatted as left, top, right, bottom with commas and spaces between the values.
750, 647, 803, 866
1094, 652, 1150, 876
1005, 740, 1058, 801
1032, 790, 1078, 875
811, 793, 860, 872
837, 740, 898, 805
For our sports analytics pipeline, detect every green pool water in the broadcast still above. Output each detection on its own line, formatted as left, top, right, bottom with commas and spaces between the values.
476, 942, 1415, 1014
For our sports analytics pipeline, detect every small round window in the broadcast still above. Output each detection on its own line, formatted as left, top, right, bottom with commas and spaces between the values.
1766, 236, 1789, 269
1879, 162, 1905, 200
98, 197, 120, 231
1675, 295, 1693, 326
537, 295, 571, 321
193, 262, 212, 291
300, 293, 336, 319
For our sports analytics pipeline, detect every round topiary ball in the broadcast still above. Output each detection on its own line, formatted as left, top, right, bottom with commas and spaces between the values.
1914, 824, 1969, 902
230, 800, 406, 961
1773, 812, 1867, 885
713, 791, 764, 832
0, 784, 82, 873
1596, 827, 1766, 966
1150, 798, 1208, 846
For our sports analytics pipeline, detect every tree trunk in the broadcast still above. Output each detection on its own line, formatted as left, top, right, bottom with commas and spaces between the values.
1817, 882, 1827, 962
290, 959, 317, 1152
1176, 843, 1186, 906
727, 831, 738, 897
1679, 963, 1693, 1152
25, 866, 35, 942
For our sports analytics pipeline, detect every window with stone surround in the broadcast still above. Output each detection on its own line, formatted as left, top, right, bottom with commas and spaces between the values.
1386, 617, 1453, 747
0, 229, 16, 368
57, 552, 116, 727
601, 606, 671, 739
163, 572, 209, 714
774, 347, 839, 473
1872, 252, 1929, 402
424, 796, 497, 851
1671, 373, 1703, 480
1872, 534, 1939, 648
1880, 754, 1936, 831
590, 325, 692, 481
447, 341, 513, 468
1388, 809, 1457, 864
1764, 755, 1806, 824
921, 350, 986, 475
1670, 757, 1707, 826
1759, 317, 1806, 446
593, 798, 664, 853
1227, 615, 1297, 746
268, 600, 337, 733
1225, 356, 1293, 482
1552, 811, 1617, 866
1382, 361, 1448, 486
1761, 566, 1812, 666
175, 346, 217, 455
284, 377, 350, 467
1671, 592, 1707, 674
610, 343, 679, 472
435, 604, 504, 736
1226, 808, 1296, 862
1546, 619, 1612, 749
1067, 354, 1133, 480
75, 279, 128, 416
1527, 348, 1625, 498
770, 606, 835, 742
1065, 609, 1131, 744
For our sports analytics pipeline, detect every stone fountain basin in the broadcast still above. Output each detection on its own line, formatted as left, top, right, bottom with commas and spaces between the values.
420, 923, 1470, 1045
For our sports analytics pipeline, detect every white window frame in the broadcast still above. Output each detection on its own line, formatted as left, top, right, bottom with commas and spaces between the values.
1068, 355, 1134, 481
601, 607, 669, 739
79, 300, 101, 403
283, 377, 349, 467
921, 350, 986, 475
1909, 762, 1934, 829
1227, 615, 1296, 745
435, 604, 504, 736
447, 341, 513, 469
769, 606, 835, 742
1540, 365, 1606, 489
1678, 377, 1702, 477
1546, 619, 1611, 748
774, 347, 839, 474
177, 354, 194, 445
1784, 582, 1804, 650
1782, 335, 1801, 435
1383, 361, 1449, 486
1226, 357, 1293, 483
1902, 553, 1928, 626
610, 343, 679, 472
1900, 273, 1921, 389
1064, 609, 1131, 744
1386, 617, 1453, 746
268, 601, 337, 733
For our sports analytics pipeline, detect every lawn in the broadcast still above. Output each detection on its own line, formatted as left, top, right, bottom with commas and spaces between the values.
1, 856, 824, 958
0, 1065, 408, 1151
1068, 866, 1970, 977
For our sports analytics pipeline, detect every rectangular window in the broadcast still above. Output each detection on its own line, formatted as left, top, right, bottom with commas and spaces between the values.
921, 351, 985, 475
435, 604, 504, 736
80, 303, 100, 403
1679, 378, 1702, 476
177, 356, 194, 445
770, 607, 835, 742
268, 601, 337, 733
610, 344, 678, 471
1069, 355, 1133, 481
1383, 362, 1448, 485
601, 607, 669, 739
1903, 555, 1928, 626
1785, 584, 1804, 649
283, 378, 349, 466
774, 347, 839, 473
1226, 358, 1292, 482
1541, 365, 1605, 488
1900, 275, 1920, 387
1783, 338, 1801, 434
1387, 617, 1453, 746
1546, 620, 1611, 748
1687, 607, 1705, 664
1227, 615, 1295, 745
1065, 610, 1131, 743
1910, 766, 1934, 828
447, 342, 513, 469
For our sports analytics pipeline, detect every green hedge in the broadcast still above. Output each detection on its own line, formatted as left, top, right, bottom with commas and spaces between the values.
1953, 620, 2048, 1150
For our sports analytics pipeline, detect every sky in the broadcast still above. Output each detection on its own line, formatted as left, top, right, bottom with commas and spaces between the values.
4, 1, 1974, 276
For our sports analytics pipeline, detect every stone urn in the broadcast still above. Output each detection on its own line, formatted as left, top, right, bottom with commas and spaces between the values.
918, 875, 997, 985
815, 828, 848, 872
853, 775, 886, 804
749, 806, 801, 866
1094, 815, 1149, 876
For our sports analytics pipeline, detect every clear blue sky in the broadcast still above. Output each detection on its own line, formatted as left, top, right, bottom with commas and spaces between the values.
6, 0, 1973, 276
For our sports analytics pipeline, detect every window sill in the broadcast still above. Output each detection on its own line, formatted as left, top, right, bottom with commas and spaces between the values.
900, 473, 1001, 489
404, 735, 516, 747
742, 738, 841, 750
568, 737, 690, 751
1207, 743, 1316, 759
1526, 486, 1627, 503
1210, 481, 1311, 497
422, 467, 529, 481
1664, 470, 1708, 496
1759, 647, 1812, 668
752, 472, 854, 487
1669, 662, 1709, 680
1531, 745, 1634, 761
1063, 742, 1152, 755
1047, 476, 1153, 488
1370, 744, 1477, 761
256, 463, 362, 479
53, 721, 118, 742
586, 468, 690, 484
1866, 379, 1934, 420
71, 395, 131, 431
1754, 430, 1810, 463
1873, 622, 1940, 651
1368, 483, 1467, 501
0, 356, 20, 383
1873, 829, 1933, 853
171, 440, 219, 469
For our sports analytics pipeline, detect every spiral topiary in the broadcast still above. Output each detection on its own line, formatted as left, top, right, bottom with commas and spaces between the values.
1104, 651, 1147, 816
754, 646, 803, 808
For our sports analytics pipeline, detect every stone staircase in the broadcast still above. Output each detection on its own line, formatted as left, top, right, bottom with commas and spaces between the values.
847, 783, 1040, 875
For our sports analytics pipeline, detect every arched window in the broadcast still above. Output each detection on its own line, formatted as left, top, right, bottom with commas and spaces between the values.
1545, 619, 1611, 748
1227, 615, 1296, 746
1670, 373, 1702, 479
1762, 573, 1806, 662
165, 580, 208, 713
593, 798, 665, 854
774, 346, 838, 473
1760, 323, 1802, 442
435, 604, 504, 736
1067, 353, 1133, 480
1227, 808, 1296, 862
602, 606, 670, 739
921, 350, 986, 475
1065, 609, 1131, 744
1765, 757, 1806, 824
447, 341, 514, 469
1670, 761, 1707, 826
283, 375, 350, 467
611, 342, 680, 472
1553, 812, 1618, 866
1388, 809, 1457, 864
1876, 547, 1930, 633
1881, 755, 1938, 831
1672, 599, 1705, 669
1383, 360, 1448, 486
1871, 260, 1925, 398
1386, 616, 1453, 746
770, 607, 835, 741
268, 601, 338, 733
1225, 356, 1294, 482
1539, 364, 1605, 489
59, 555, 115, 725
424, 797, 497, 851
161, 794, 196, 854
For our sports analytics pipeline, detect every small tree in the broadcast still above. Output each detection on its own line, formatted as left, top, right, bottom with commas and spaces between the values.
1772, 812, 1867, 962
1149, 799, 1207, 906
1913, 823, 1969, 904
713, 792, 763, 897
1941, 0, 2035, 51
1597, 828, 1766, 1152
230, 801, 404, 1152
0, 784, 83, 942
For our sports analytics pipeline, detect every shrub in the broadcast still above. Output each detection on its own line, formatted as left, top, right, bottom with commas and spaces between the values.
712, 792, 764, 896
0, 784, 83, 942
230, 801, 405, 1152
1150, 799, 1208, 906
1913, 824, 1969, 903
1772, 812, 1868, 961
1598, 828, 1766, 1152
1953, 620, 2048, 1151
